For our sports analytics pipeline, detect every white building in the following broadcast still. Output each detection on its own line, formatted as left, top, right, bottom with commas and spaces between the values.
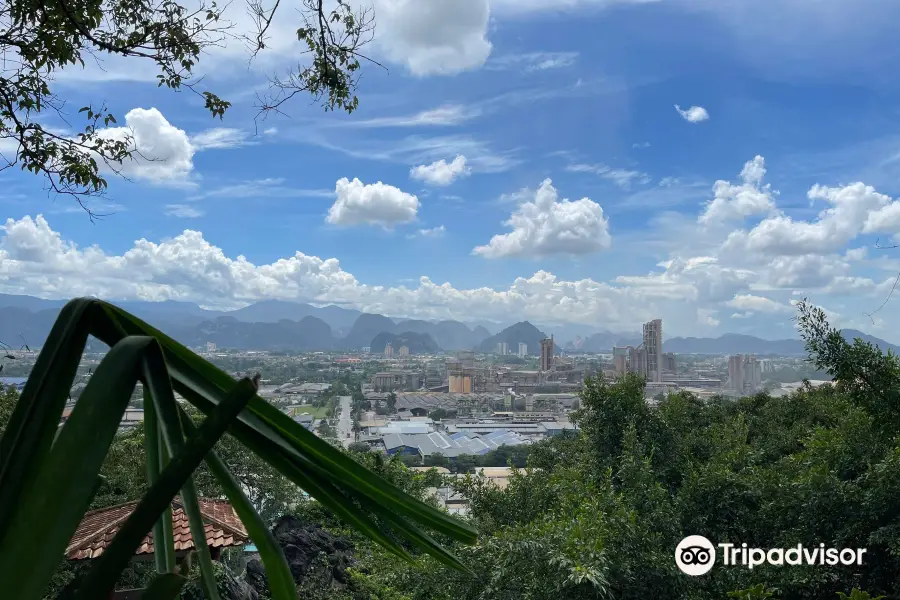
518, 342, 527, 358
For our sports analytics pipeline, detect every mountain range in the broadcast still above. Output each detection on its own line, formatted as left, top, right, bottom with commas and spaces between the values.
0, 294, 491, 352
1, 293, 898, 356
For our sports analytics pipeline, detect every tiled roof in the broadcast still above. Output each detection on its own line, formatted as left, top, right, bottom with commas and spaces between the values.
66, 498, 248, 561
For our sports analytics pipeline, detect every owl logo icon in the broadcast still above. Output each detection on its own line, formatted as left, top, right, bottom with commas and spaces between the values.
675, 535, 716, 575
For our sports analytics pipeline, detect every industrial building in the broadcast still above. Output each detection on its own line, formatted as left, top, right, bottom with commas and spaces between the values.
728, 354, 762, 394
540, 336, 554, 371
382, 429, 532, 459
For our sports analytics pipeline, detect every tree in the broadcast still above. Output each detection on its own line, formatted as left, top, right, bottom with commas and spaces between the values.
1, 0, 375, 214
347, 441, 371, 454
386, 391, 397, 414
423, 452, 448, 468
428, 408, 448, 422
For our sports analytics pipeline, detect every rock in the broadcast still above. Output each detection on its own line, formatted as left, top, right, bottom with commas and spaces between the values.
245, 516, 356, 595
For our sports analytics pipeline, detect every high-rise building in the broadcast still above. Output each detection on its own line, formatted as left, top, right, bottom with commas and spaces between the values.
643, 319, 663, 383
398, 345, 409, 357
613, 346, 628, 376
206, 342, 216, 352
384, 343, 393, 358
540, 336, 554, 371
497, 341, 509, 356
518, 342, 528, 358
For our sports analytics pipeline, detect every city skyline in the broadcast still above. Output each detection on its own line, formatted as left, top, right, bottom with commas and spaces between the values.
3, 1, 900, 339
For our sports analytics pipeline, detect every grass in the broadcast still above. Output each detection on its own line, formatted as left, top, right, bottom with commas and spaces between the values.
287, 404, 331, 419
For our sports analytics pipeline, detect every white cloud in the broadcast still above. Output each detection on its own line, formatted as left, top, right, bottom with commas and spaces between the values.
0, 215, 678, 331
165, 204, 205, 218
723, 182, 898, 256
97, 108, 194, 183
565, 163, 650, 189
374, 0, 492, 75
327, 178, 420, 227
675, 104, 710, 123
331, 105, 481, 129
699, 156, 777, 224
190, 128, 252, 150
473, 179, 611, 258
488, 51, 578, 72
410, 155, 471, 186
263, 127, 278, 136
407, 225, 446, 239
726, 293, 793, 314
188, 179, 333, 201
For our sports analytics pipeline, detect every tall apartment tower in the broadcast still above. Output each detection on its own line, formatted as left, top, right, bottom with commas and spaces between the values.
540, 336, 554, 372
643, 319, 663, 383
497, 341, 509, 356
518, 342, 528, 358
384, 343, 393, 359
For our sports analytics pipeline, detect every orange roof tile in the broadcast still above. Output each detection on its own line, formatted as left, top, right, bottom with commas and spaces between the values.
66, 498, 249, 561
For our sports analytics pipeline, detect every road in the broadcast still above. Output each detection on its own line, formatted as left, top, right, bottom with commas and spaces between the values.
336, 396, 352, 447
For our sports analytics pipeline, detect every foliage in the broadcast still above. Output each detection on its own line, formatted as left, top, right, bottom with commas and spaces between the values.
0, 0, 374, 213
348, 442, 372, 454
0, 300, 475, 600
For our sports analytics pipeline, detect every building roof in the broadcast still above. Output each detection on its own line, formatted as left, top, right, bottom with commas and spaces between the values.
383, 430, 531, 457
66, 498, 248, 561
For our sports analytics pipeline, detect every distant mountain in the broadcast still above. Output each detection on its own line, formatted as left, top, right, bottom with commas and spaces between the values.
224, 300, 361, 336
566, 331, 642, 353
340, 313, 398, 349
478, 321, 548, 354
173, 316, 334, 350
370, 331, 440, 355
472, 325, 491, 345
663, 329, 899, 356
0, 307, 60, 349
0, 294, 66, 312
393, 318, 485, 351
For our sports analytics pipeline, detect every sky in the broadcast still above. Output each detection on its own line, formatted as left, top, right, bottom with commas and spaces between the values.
4, 0, 900, 340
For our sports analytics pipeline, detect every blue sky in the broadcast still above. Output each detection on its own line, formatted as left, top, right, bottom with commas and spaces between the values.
3, 0, 900, 339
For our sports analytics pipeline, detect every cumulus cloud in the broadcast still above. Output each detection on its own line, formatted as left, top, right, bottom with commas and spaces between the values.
87, 108, 253, 185
699, 156, 777, 224
675, 104, 710, 123
97, 108, 194, 182
723, 182, 900, 256
327, 178, 420, 227
473, 179, 611, 258
0, 215, 687, 331
726, 293, 793, 314
374, 0, 492, 75
410, 155, 471, 186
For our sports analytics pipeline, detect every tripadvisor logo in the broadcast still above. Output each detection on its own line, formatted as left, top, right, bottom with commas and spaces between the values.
675, 535, 868, 576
